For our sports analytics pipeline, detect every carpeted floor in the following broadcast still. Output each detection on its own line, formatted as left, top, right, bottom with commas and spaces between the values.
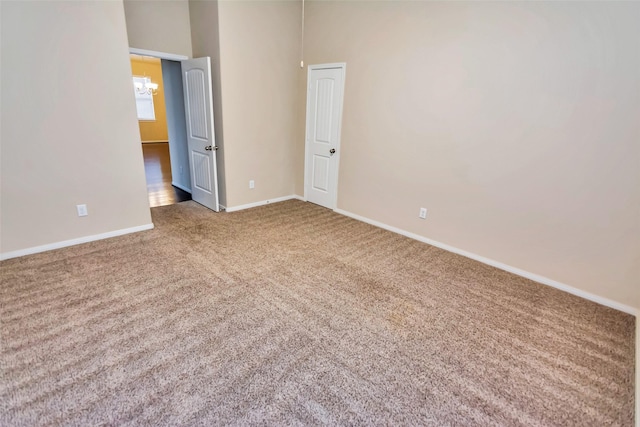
0, 200, 635, 426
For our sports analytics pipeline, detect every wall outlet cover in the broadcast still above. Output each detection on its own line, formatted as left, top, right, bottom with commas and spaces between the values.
77, 204, 88, 217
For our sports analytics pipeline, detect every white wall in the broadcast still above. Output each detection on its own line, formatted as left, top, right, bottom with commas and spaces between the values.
216, 0, 300, 208
2, 0, 635, 310
123, 0, 193, 58
0, 0, 152, 255
190, 0, 300, 209
189, 0, 227, 207
302, 0, 640, 310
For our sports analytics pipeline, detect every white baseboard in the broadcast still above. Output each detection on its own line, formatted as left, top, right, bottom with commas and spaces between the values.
225, 195, 303, 213
0, 223, 155, 261
334, 208, 638, 317
171, 181, 191, 194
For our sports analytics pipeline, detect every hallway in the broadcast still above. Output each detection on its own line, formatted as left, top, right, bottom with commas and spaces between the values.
142, 142, 191, 208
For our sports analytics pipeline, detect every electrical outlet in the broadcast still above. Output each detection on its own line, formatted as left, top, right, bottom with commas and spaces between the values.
249, 180, 255, 189
77, 204, 88, 217
419, 207, 427, 219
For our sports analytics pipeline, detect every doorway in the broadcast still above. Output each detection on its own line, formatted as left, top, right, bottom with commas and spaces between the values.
130, 54, 191, 207
130, 51, 193, 208
129, 49, 221, 212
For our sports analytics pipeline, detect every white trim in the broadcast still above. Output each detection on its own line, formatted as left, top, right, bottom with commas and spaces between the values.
334, 208, 638, 317
309, 63, 347, 70
226, 195, 301, 213
129, 48, 189, 61
171, 181, 192, 194
0, 224, 155, 261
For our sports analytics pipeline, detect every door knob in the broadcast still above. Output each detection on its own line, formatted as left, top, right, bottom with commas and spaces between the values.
329, 148, 336, 155
205, 146, 218, 151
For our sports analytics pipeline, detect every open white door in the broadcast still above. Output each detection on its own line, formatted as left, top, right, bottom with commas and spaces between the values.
182, 57, 219, 212
304, 64, 346, 209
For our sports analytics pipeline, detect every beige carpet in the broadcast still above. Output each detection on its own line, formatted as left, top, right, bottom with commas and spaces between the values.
0, 200, 635, 426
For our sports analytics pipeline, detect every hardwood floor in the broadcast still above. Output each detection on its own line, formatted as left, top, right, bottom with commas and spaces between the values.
142, 142, 191, 208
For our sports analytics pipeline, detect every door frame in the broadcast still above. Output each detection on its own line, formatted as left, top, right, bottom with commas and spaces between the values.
129, 49, 220, 212
129, 48, 192, 199
303, 62, 347, 210
129, 48, 188, 62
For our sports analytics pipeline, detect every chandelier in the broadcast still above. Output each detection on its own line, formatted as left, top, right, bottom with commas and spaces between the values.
134, 77, 158, 96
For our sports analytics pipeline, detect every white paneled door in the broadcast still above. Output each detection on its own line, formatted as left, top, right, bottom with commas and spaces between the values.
304, 64, 346, 210
182, 57, 219, 212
